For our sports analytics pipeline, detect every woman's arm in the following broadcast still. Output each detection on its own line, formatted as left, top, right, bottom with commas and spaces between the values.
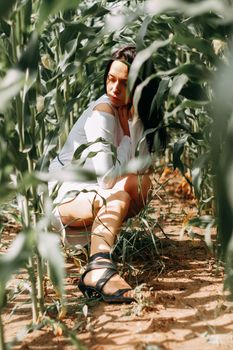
84, 106, 132, 188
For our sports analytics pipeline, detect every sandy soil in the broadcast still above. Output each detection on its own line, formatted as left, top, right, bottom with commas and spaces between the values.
1, 169, 233, 350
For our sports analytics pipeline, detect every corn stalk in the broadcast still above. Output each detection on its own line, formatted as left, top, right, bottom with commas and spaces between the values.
1, 0, 233, 348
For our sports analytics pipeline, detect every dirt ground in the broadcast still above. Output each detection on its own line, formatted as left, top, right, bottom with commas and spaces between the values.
2, 169, 233, 350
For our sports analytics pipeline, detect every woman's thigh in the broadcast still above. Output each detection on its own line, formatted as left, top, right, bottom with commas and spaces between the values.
113, 173, 152, 216
57, 174, 152, 227
58, 188, 99, 227
57, 186, 123, 227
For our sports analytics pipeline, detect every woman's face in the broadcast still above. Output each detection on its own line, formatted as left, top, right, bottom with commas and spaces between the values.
106, 60, 129, 107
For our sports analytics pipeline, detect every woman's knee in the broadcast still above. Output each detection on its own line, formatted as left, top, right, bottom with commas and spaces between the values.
124, 174, 151, 201
141, 174, 152, 195
108, 189, 131, 203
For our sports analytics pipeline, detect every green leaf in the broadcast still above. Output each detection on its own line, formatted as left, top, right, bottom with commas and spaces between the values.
144, 0, 229, 19
21, 130, 33, 153
0, 0, 17, 18
128, 37, 171, 93
151, 78, 170, 114
0, 18, 11, 36
123, 155, 152, 174
37, 0, 82, 32
165, 98, 209, 119
170, 74, 189, 97
167, 121, 191, 133
58, 38, 79, 72
73, 137, 117, 161
62, 62, 81, 76
136, 16, 153, 51
35, 166, 97, 183
0, 69, 26, 112
133, 73, 158, 118
24, 0, 32, 27
175, 63, 212, 82
36, 129, 59, 171
38, 232, 64, 295
191, 152, 210, 195
188, 215, 215, 228
173, 34, 216, 59
0, 33, 39, 111
105, 9, 139, 33
180, 82, 209, 101
82, 3, 109, 17
212, 44, 233, 263
0, 232, 32, 304
59, 22, 96, 53
173, 135, 189, 173
17, 32, 39, 72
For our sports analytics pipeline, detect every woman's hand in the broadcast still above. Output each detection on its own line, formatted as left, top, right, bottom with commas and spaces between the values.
118, 105, 134, 137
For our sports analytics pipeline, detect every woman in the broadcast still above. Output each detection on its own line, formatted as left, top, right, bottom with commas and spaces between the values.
49, 45, 152, 303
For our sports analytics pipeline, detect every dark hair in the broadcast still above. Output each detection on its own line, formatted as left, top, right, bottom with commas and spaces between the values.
135, 56, 167, 152
104, 44, 137, 93
104, 45, 167, 152
137, 77, 167, 152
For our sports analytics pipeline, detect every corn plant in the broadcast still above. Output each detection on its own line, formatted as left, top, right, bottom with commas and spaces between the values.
1, 0, 233, 349
0, 0, 112, 348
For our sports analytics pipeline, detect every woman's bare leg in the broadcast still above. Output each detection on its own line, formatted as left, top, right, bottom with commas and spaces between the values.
57, 175, 151, 297
83, 190, 133, 296
58, 173, 151, 227
89, 190, 131, 255
58, 189, 133, 295
58, 191, 103, 227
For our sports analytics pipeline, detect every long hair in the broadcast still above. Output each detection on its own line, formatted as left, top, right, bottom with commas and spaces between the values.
137, 76, 167, 152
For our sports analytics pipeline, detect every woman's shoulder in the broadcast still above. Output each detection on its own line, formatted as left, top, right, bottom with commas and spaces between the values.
93, 103, 115, 115
92, 94, 116, 116
94, 94, 112, 105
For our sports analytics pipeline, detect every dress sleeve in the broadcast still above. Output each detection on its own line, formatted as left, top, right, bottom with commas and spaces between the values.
84, 110, 132, 189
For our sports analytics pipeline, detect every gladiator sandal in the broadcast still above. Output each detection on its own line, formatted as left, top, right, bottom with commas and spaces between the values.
78, 252, 135, 303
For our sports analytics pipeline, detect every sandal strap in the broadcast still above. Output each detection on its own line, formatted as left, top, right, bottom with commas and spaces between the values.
89, 252, 111, 262
96, 268, 117, 292
110, 288, 132, 297
81, 259, 117, 281
85, 260, 117, 274
80, 251, 120, 293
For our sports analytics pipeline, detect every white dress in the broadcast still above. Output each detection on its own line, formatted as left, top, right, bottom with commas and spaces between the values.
48, 94, 150, 231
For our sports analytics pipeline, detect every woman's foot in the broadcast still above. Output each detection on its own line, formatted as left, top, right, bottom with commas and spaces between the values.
83, 260, 133, 298
78, 253, 135, 302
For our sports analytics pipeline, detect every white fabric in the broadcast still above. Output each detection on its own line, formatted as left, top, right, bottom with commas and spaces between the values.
48, 94, 150, 205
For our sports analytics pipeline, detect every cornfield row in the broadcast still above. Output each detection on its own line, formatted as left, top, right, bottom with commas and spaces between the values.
1, 0, 233, 348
